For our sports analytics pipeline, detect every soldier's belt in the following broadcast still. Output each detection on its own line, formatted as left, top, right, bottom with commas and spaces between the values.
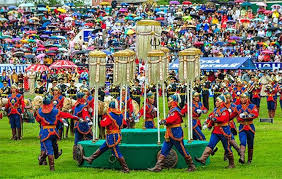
214, 123, 228, 127
43, 125, 56, 129
214, 92, 221, 94
180, 93, 186, 95
145, 118, 154, 121
203, 88, 209, 90
167, 123, 181, 129
239, 121, 253, 125
2, 94, 8, 97
69, 94, 76, 96
132, 95, 140, 97
106, 130, 121, 134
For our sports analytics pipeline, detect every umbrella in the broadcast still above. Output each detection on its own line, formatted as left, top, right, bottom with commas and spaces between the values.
84, 23, 94, 27
19, 3, 35, 7
257, 8, 265, 13
169, 1, 180, 5
256, 2, 267, 7
187, 25, 196, 28
134, 17, 142, 21
228, 40, 236, 44
25, 30, 37, 34
103, 50, 112, 55
57, 8, 67, 13
235, 0, 244, 3
121, 2, 129, 6
49, 47, 58, 51
264, 10, 273, 15
229, 36, 241, 40
12, 38, 21, 42
40, 35, 49, 38
100, 1, 110, 6
36, 54, 46, 58
59, 48, 68, 52
50, 60, 77, 69
126, 29, 135, 35
1, 35, 12, 39
13, 51, 24, 57
24, 54, 35, 59
156, 17, 165, 21
156, 11, 166, 15
241, 2, 252, 7
119, 8, 128, 13
8, 6, 17, 10
262, 50, 274, 54
28, 39, 36, 43
30, 17, 40, 21
271, 4, 281, 9
64, 17, 73, 21
46, 50, 57, 54
240, 19, 250, 23
182, 1, 192, 5
0, 17, 7, 21
226, 28, 236, 32
37, 47, 46, 51
38, 7, 47, 12
26, 64, 49, 72
193, 42, 204, 46
253, 36, 265, 41
252, 18, 263, 22
37, 4, 46, 7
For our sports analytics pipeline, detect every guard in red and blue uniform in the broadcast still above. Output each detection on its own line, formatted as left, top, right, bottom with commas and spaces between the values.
5, 84, 25, 140
181, 92, 208, 140
195, 95, 235, 168
265, 81, 278, 118
137, 92, 157, 129
83, 88, 94, 117
148, 95, 196, 172
83, 101, 130, 173
223, 92, 241, 161
117, 88, 135, 128
73, 92, 92, 151
36, 95, 78, 171
250, 82, 262, 112
233, 93, 258, 164
52, 87, 65, 138
232, 79, 247, 105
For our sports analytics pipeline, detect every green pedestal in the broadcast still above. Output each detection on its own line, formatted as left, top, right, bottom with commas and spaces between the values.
78, 129, 209, 169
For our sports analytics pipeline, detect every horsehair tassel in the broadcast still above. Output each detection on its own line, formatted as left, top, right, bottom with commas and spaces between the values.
159, 56, 163, 82
95, 58, 100, 83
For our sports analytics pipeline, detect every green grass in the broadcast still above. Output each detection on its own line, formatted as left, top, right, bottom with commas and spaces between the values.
0, 97, 282, 178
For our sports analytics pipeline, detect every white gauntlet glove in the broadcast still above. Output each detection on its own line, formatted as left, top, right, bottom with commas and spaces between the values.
89, 108, 93, 113
239, 113, 246, 118
196, 109, 202, 114
228, 109, 232, 113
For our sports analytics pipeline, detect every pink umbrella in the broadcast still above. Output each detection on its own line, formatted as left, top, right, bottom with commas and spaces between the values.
170, 1, 180, 5
50, 60, 77, 69
235, 0, 244, 3
48, 47, 58, 51
119, 8, 128, 13
36, 53, 46, 59
264, 10, 273, 14
25, 64, 49, 72
37, 47, 46, 51
262, 50, 274, 54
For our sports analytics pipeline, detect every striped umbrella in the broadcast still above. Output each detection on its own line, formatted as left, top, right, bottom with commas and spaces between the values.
49, 60, 77, 69
25, 64, 49, 72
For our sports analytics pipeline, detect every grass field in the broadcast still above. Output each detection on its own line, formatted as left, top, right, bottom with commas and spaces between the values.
0, 97, 282, 179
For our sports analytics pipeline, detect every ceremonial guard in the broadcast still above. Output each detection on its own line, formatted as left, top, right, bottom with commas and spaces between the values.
233, 93, 258, 164
201, 76, 211, 110
98, 87, 105, 102
178, 84, 187, 108
36, 95, 78, 171
232, 79, 246, 105
52, 87, 65, 138
18, 82, 24, 95
148, 95, 196, 172
249, 79, 262, 112
0, 81, 11, 97
131, 79, 142, 106
265, 81, 278, 118
110, 86, 120, 98
73, 92, 92, 155
195, 95, 235, 168
117, 88, 135, 128
224, 92, 241, 160
166, 76, 177, 100
5, 84, 25, 140
181, 92, 207, 140
212, 78, 223, 106
83, 101, 130, 173
83, 88, 94, 117
35, 79, 47, 96
193, 79, 202, 104
137, 92, 157, 129
67, 79, 77, 100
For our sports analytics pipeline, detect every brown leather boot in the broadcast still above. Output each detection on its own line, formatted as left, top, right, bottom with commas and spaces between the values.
17, 128, 22, 140
268, 110, 271, 118
117, 157, 130, 173
230, 139, 241, 156
53, 141, 62, 159
148, 154, 166, 172
184, 155, 196, 172
11, 128, 17, 140
195, 147, 212, 165
83, 149, 103, 164
211, 147, 218, 156
247, 148, 253, 164
38, 151, 47, 165
48, 155, 55, 171
239, 145, 246, 164
223, 152, 227, 161
73, 145, 77, 160
226, 153, 235, 168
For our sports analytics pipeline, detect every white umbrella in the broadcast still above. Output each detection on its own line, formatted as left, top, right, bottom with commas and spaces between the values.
271, 4, 281, 9
256, 2, 267, 7
64, 17, 74, 22
19, 3, 35, 7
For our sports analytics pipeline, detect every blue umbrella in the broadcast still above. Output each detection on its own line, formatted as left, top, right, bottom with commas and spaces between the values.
73, 12, 82, 16
121, 2, 129, 6
8, 6, 17, 10
87, 9, 96, 12
103, 50, 112, 55
0, 83, 3, 88
134, 17, 142, 21
37, 4, 46, 7
65, 2, 74, 6
42, 21, 51, 28
38, 7, 47, 12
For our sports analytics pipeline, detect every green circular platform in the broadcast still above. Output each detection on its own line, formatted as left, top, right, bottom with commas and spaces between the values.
78, 128, 209, 169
